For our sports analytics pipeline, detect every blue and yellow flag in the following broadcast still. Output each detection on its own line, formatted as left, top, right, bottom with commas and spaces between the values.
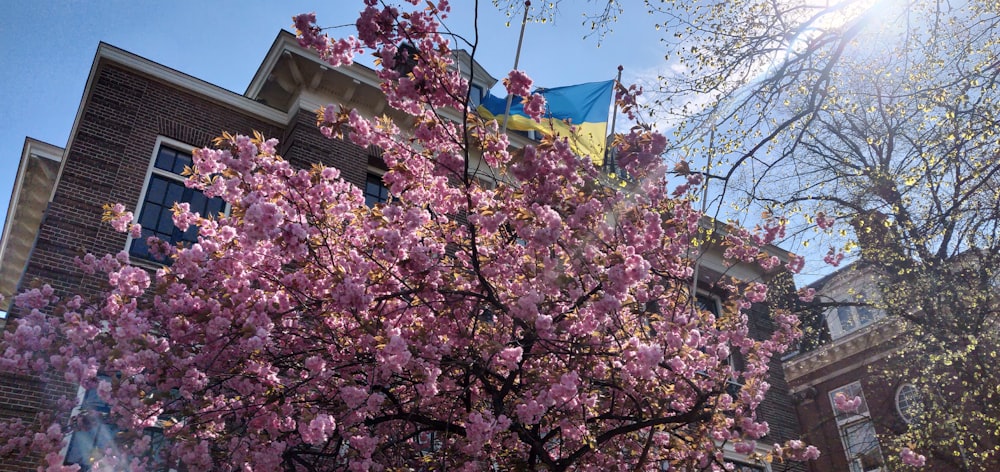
478, 80, 614, 166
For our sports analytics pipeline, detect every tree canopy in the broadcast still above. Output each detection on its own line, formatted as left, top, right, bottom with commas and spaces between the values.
0, 2, 815, 471
502, 0, 1000, 468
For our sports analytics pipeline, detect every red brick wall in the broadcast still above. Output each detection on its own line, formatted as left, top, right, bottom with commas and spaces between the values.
0, 59, 377, 471
789, 351, 919, 472
2, 56, 807, 472
280, 108, 372, 190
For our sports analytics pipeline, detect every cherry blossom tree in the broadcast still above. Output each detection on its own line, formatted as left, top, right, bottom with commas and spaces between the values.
0, 2, 814, 470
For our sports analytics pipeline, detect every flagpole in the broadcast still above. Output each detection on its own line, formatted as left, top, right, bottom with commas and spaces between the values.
605, 65, 623, 173
502, 0, 531, 135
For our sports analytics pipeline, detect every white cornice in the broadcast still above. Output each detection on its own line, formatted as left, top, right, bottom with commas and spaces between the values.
246, 31, 382, 103
0, 138, 63, 301
783, 317, 900, 385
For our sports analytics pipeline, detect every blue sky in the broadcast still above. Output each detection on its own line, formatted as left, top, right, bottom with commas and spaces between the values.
1, 1, 837, 284
0, 1, 663, 225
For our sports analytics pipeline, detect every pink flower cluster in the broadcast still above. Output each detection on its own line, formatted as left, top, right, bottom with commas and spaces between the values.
901, 447, 927, 467
833, 391, 863, 413
504, 70, 533, 97
824, 247, 845, 267
0, 2, 815, 470
772, 440, 821, 461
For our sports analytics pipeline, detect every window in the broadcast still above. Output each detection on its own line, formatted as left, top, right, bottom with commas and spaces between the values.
64, 384, 115, 470
696, 294, 741, 395
64, 379, 169, 470
129, 140, 225, 261
469, 83, 484, 108
826, 287, 885, 339
895, 383, 921, 424
365, 173, 389, 206
829, 382, 884, 472
731, 462, 766, 472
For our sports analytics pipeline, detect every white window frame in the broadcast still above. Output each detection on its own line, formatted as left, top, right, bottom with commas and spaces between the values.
895, 383, 920, 424
825, 287, 885, 339
829, 381, 884, 472
126, 137, 228, 262
695, 292, 741, 392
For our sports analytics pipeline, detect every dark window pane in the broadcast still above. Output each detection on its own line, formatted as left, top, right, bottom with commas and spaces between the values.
696, 294, 719, 315
172, 152, 192, 174
838, 306, 856, 331
132, 147, 227, 261
130, 234, 149, 259
188, 191, 206, 213
856, 306, 875, 325
182, 225, 199, 242
139, 205, 161, 229
156, 208, 174, 234
165, 181, 184, 206
365, 173, 389, 207
147, 178, 167, 203
206, 197, 224, 216
469, 84, 484, 108
154, 147, 176, 172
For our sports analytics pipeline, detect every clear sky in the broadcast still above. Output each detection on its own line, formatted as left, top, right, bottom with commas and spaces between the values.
0, 0, 666, 242
1, 1, 841, 286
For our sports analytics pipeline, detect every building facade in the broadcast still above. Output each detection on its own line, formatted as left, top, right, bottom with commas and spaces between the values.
0, 32, 801, 470
783, 265, 930, 472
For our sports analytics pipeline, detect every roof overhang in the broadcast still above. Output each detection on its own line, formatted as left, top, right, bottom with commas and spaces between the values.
0, 138, 63, 302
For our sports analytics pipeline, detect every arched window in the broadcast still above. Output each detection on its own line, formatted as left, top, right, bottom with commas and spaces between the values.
895, 383, 921, 424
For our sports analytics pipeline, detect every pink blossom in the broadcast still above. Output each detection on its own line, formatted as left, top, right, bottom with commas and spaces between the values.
504, 70, 533, 97
0, 4, 814, 469
304, 355, 326, 375
760, 255, 781, 271
636, 342, 664, 375
495, 346, 523, 371
522, 93, 546, 122
901, 447, 927, 466
833, 392, 863, 413
380, 333, 412, 373
464, 411, 496, 449
772, 439, 821, 461
824, 247, 845, 266
106, 203, 134, 233
786, 253, 805, 273
734, 440, 756, 455
299, 414, 336, 445
815, 212, 836, 230
172, 202, 197, 231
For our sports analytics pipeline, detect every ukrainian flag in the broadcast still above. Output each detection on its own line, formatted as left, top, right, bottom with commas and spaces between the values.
478, 80, 614, 166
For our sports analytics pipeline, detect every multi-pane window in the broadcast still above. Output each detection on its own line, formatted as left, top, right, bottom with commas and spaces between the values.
64, 379, 168, 470
895, 383, 921, 424
365, 173, 389, 206
64, 384, 115, 470
826, 287, 885, 339
696, 294, 741, 395
830, 382, 884, 472
129, 144, 225, 260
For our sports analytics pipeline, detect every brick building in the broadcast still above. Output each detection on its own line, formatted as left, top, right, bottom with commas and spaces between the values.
783, 266, 894, 472
0, 31, 801, 470
782, 264, 943, 472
